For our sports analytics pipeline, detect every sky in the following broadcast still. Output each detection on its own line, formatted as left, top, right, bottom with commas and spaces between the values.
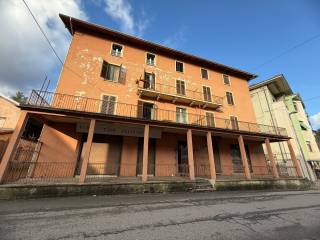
0, 0, 320, 128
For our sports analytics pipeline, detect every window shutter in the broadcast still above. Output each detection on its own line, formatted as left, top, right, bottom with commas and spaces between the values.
137, 101, 144, 118
101, 95, 109, 113
207, 87, 212, 102
118, 65, 127, 84
203, 86, 207, 101
108, 96, 116, 114
181, 81, 185, 95
176, 81, 181, 94
100, 61, 109, 79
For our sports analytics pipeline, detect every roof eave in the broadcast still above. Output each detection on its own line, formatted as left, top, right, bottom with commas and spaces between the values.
59, 13, 257, 81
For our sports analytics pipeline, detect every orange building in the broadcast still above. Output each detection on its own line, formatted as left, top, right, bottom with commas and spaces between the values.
0, 14, 303, 185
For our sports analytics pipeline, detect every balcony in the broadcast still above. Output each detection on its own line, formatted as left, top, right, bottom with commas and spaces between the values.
25, 90, 288, 137
137, 81, 223, 110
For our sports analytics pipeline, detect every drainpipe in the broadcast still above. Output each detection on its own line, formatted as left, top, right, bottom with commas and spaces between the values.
288, 112, 314, 181
262, 88, 286, 162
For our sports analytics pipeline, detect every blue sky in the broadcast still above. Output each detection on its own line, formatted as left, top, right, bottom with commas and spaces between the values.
1, 0, 320, 127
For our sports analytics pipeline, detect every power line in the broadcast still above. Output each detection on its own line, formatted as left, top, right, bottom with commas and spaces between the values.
22, 0, 64, 65
252, 33, 320, 70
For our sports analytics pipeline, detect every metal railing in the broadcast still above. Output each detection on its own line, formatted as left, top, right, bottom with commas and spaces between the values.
138, 81, 224, 106
26, 90, 287, 137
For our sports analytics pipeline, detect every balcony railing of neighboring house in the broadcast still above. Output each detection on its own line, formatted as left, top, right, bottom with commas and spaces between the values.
25, 90, 288, 137
137, 81, 224, 110
264, 153, 301, 178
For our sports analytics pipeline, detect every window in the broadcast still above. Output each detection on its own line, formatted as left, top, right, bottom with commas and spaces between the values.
230, 116, 239, 130
144, 72, 155, 90
176, 80, 186, 95
205, 112, 215, 127
223, 74, 230, 85
306, 141, 313, 152
176, 107, 187, 124
226, 92, 234, 105
101, 61, 127, 84
146, 53, 156, 66
138, 101, 155, 120
293, 102, 299, 112
203, 86, 212, 102
201, 68, 208, 79
176, 61, 184, 72
299, 121, 308, 131
100, 95, 116, 114
111, 43, 123, 57
0, 117, 5, 128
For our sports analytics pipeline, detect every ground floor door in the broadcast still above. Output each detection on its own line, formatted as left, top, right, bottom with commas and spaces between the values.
76, 134, 123, 176
230, 144, 253, 173
213, 139, 222, 173
177, 141, 188, 176
136, 138, 156, 175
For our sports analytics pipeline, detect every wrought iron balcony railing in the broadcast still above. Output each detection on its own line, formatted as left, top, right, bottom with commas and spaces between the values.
25, 90, 288, 137
137, 81, 223, 109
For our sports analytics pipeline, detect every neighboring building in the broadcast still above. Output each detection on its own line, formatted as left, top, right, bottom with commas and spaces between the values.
0, 15, 303, 185
0, 95, 20, 162
0, 95, 20, 129
250, 75, 320, 180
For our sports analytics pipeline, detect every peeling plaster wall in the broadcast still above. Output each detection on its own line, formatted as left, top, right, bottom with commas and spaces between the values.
55, 31, 257, 123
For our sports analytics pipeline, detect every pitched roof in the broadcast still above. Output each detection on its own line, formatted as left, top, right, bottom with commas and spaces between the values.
59, 14, 257, 81
0, 94, 19, 106
249, 74, 293, 97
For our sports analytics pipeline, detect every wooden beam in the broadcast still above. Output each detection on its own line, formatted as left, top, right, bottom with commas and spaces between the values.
238, 135, 251, 180
79, 119, 95, 183
142, 124, 149, 182
0, 111, 29, 183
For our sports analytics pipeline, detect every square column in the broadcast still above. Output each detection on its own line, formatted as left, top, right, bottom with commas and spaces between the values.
238, 135, 251, 180
206, 132, 216, 180
265, 138, 279, 178
142, 124, 149, 182
287, 139, 303, 177
79, 119, 96, 183
0, 111, 29, 183
187, 129, 195, 181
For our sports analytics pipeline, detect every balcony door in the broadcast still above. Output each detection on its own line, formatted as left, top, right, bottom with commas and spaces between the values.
176, 107, 187, 124
144, 72, 155, 90
138, 101, 156, 120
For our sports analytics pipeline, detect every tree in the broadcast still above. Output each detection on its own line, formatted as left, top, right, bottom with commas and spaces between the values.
11, 91, 28, 104
315, 129, 320, 149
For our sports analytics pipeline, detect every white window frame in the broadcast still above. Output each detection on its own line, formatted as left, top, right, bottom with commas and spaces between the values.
176, 106, 188, 124
99, 94, 118, 115
229, 115, 239, 130
200, 68, 209, 79
202, 85, 212, 102
175, 60, 184, 73
110, 43, 124, 57
226, 91, 235, 105
146, 52, 156, 66
176, 79, 187, 96
223, 74, 231, 86
205, 111, 215, 127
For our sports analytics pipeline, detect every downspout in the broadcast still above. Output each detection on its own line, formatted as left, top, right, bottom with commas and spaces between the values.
262, 88, 286, 162
288, 112, 314, 180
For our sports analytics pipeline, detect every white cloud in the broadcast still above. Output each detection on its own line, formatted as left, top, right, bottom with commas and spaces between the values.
163, 26, 188, 49
104, 0, 149, 37
0, 0, 87, 96
310, 112, 320, 130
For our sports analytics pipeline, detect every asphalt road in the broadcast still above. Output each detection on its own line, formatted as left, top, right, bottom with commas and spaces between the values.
1, 190, 320, 240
